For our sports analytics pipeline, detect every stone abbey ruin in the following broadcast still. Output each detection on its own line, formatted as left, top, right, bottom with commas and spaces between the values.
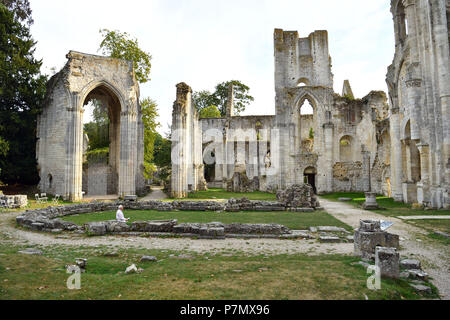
37, 0, 449, 209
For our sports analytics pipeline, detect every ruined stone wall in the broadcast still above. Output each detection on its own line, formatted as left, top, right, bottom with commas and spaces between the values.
387, 0, 450, 208
37, 51, 143, 201
172, 28, 391, 197
170, 83, 205, 198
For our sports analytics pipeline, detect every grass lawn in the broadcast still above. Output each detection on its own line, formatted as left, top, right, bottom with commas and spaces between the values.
185, 188, 277, 201
0, 243, 438, 300
61, 210, 353, 231
320, 192, 450, 217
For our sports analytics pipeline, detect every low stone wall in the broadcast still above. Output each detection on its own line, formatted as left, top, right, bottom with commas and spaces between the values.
1, 194, 28, 208
15, 198, 321, 237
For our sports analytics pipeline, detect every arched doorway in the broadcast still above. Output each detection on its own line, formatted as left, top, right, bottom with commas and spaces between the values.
304, 166, 317, 194
81, 84, 122, 196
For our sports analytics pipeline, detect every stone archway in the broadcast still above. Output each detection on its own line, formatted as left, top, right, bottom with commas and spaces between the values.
304, 166, 317, 194
37, 51, 145, 201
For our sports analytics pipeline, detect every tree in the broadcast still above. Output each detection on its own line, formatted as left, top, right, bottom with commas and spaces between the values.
0, 5, 47, 184
192, 90, 216, 112
0, 0, 32, 25
199, 105, 221, 119
192, 80, 254, 117
141, 98, 160, 179
83, 100, 109, 151
98, 29, 152, 84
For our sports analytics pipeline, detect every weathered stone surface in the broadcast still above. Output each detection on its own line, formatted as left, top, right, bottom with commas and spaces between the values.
400, 259, 421, 270
338, 197, 352, 201
84, 222, 107, 236
140, 256, 158, 262
409, 284, 432, 294
317, 226, 346, 232
37, 51, 144, 201
407, 269, 429, 281
125, 264, 138, 274
319, 235, 341, 243
18, 248, 42, 255
375, 247, 399, 278
276, 184, 319, 208
130, 220, 177, 233
224, 223, 290, 235
354, 219, 399, 260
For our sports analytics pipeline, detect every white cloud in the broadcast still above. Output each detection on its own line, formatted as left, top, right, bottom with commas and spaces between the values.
30, 0, 395, 133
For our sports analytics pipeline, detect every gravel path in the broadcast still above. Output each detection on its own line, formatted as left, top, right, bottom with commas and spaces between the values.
0, 211, 352, 257
318, 197, 450, 300
140, 186, 168, 201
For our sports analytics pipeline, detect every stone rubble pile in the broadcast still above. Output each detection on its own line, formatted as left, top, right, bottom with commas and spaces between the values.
276, 184, 320, 209
0, 194, 28, 208
353, 219, 399, 260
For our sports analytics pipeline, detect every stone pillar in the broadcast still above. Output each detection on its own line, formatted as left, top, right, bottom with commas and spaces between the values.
403, 0, 423, 141
66, 97, 84, 202
416, 143, 430, 204
431, 0, 450, 207
119, 109, 137, 197
361, 147, 370, 192
323, 123, 334, 193
390, 109, 403, 201
226, 84, 234, 118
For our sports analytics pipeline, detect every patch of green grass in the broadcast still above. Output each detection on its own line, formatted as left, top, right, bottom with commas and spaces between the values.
320, 192, 450, 217
60, 209, 352, 231
0, 243, 438, 300
185, 188, 277, 201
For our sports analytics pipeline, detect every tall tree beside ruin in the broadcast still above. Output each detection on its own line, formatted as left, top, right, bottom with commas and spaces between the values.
0, 5, 47, 184
199, 105, 221, 119
193, 80, 254, 117
0, 0, 32, 24
98, 29, 152, 84
141, 98, 161, 179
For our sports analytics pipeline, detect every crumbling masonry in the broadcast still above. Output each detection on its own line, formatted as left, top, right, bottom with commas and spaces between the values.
171, 1, 449, 209
37, 51, 145, 201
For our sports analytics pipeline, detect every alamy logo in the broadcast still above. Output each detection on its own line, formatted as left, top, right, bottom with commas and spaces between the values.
366, 265, 381, 290
171, 128, 281, 177
66, 265, 81, 290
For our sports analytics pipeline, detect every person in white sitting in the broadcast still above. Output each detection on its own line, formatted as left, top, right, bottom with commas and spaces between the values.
116, 205, 129, 222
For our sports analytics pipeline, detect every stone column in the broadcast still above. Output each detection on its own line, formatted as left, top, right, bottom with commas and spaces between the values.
416, 143, 430, 204
361, 147, 370, 192
390, 109, 403, 201
323, 123, 334, 193
119, 109, 137, 197
431, 0, 450, 206
403, 0, 423, 141
66, 96, 84, 202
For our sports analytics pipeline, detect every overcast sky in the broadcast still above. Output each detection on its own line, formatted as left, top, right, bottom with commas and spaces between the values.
30, 0, 395, 134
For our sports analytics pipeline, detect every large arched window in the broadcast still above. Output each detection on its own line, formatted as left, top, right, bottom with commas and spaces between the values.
298, 96, 316, 152
82, 84, 122, 195
396, 1, 408, 44
339, 135, 353, 162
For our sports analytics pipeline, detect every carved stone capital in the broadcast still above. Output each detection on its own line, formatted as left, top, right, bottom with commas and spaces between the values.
405, 79, 422, 88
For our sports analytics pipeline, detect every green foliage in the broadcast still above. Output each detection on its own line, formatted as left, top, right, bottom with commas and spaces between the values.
0, 137, 8, 157
85, 147, 109, 164
141, 97, 160, 179
193, 80, 254, 117
0, 0, 32, 25
99, 29, 152, 84
0, 5, 47, 184
83, 101, 109, 151
199, 105, 221, 118
192, 90, 216, 112
309, 128, 314, 139
153, 133, 171, 168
